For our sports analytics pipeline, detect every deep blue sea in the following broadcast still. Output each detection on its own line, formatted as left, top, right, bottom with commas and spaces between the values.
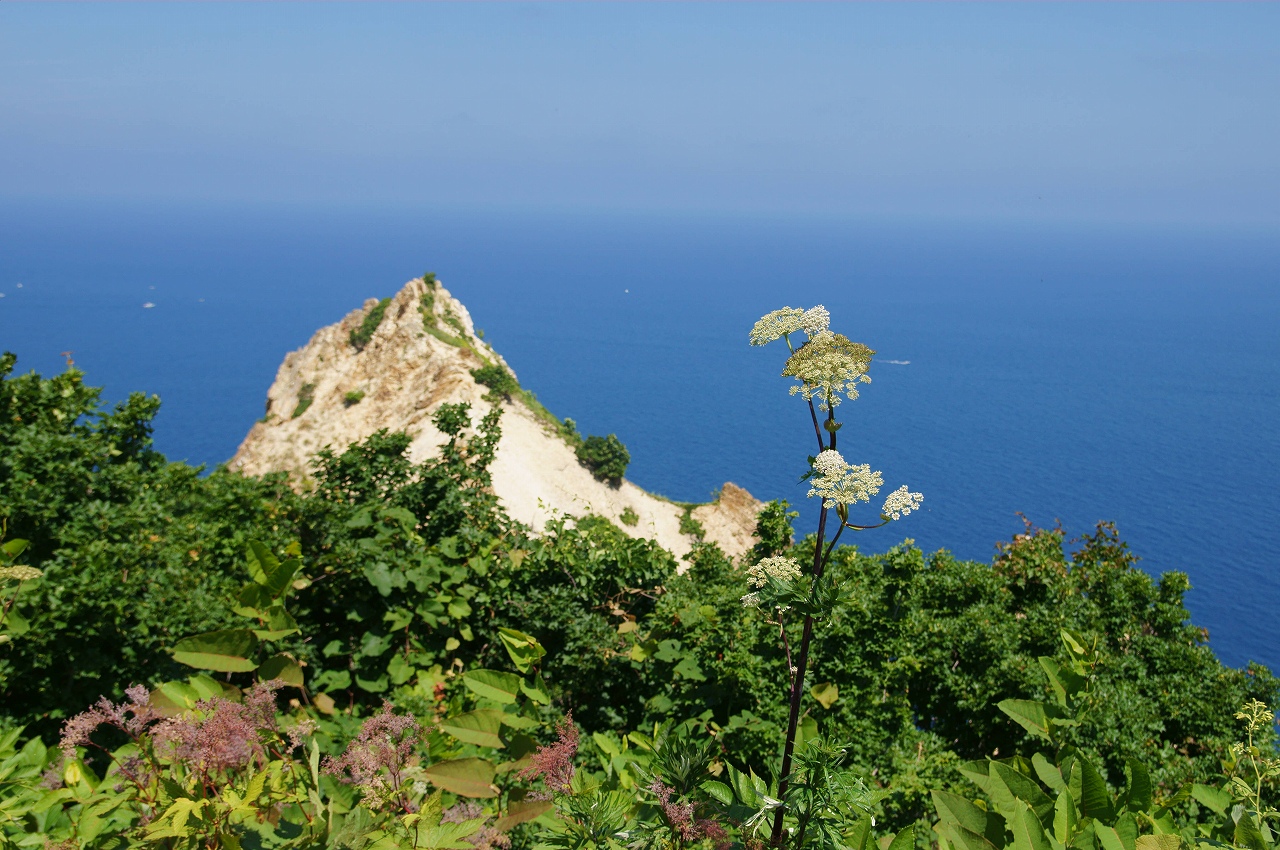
2, 201, 1277, 671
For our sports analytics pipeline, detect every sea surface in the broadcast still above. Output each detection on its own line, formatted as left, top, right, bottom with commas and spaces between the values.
2, 201, 1277, 671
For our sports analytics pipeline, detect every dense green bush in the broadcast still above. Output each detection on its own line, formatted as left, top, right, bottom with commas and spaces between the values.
2, 352, 1276, 850
576, 433, 630, 483
470, 363, 519, 401
349, 296, 392, 351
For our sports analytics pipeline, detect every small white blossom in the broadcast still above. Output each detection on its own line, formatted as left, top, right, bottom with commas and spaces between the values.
807, 450, 883, 508
782, 333, 874, 409
749, 308, 806, 346
746, 556, 803, 589
800, 306, 830, 336
740, 592, 762, 609
881, 486, 924, 520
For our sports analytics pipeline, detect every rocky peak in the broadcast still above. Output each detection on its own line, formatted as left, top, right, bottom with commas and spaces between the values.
231, 277, 763, 560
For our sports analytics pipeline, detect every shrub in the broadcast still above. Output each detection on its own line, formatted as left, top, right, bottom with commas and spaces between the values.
576, 433, 630, 483
678, 505, 705, 539
620, 506, 639, 527
470, 363, 518, 401
349, 296, 391, 351
343, 389, 365, 407
291, 382, 315, 418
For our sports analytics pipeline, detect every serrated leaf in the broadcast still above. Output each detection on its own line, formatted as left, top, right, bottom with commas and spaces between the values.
463, 669, 521, 704
171, 630, 258, 672
423, 757, 498, 798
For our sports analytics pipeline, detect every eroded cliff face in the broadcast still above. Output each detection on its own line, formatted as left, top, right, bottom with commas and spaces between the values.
230, 278, 762, 560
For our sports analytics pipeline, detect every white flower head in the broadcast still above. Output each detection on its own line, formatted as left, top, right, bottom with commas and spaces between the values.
750, 305, 833, 347
881, 486, 923, 520
740, 591, 762, 609
807, 451, 883, 509
749, 308, 805, 346
800, 305, 830, 337
782, 333, 874, 410
746, 556, 803, 589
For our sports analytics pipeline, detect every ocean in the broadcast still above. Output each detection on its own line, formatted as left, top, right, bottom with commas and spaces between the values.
2, 200, 1277, 671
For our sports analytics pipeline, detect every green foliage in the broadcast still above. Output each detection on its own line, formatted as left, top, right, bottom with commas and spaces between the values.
293, 381, 316, 418
350, 296, 392, 351
679, 506, 706, 540
343, 389, 365, 407
753, 499, 799, 560
471, 363, 519, 402
576, 434, 630, 483
0, 354, 301, 734
620, 507, 639, 527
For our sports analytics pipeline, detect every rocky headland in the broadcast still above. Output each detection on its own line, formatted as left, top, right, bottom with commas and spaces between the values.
230, 277, 762, 560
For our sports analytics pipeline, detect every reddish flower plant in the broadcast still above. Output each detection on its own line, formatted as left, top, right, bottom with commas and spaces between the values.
517, 712, 578, 795
323, 702, 421, 810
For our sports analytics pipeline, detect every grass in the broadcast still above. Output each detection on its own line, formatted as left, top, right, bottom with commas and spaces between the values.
292, 383, 316, 419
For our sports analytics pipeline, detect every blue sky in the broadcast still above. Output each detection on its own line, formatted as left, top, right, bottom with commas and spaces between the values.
2, 2, 1277, 224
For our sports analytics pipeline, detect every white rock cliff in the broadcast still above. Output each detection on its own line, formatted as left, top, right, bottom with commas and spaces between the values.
230, 277, 762, 560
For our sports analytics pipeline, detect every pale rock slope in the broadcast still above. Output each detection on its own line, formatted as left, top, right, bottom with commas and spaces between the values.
230, 278, 762, 560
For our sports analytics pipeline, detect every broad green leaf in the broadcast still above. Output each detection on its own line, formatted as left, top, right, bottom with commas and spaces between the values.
1190, 784, 1230, 816
171, 629, 259, 672
521, 675, 551, 705
1114, 814, 1139, 850
999, 699, 1067, 743
1235, 813, 1269, 850
498, 628, 546, 673
1077, 756, 1116, 822
355, 673, 388, 693
810, 681, 839, 709
1034, 753, 1066, 793
246, 541, 299, 596
844, 815, 875, 850
1053, 790, 1079, 845
423, 757, 498, 798
1135, 836, 1181, 850
1123, 760, 1153, 813
463, 669, 521, 704
960, 760, 998, 799
991, 761, 1055, 825
441, 709, 505, 749
933, 790, 1006, 848
1096, 825, 1127, 850
888, 825, 916, 850
702, 780, 734, 806
499, 712, 539, 730
1039, 657, 1087, 707
493, 799, 554, 831
257, 654, 304, 687
1011, 800, 1053, 850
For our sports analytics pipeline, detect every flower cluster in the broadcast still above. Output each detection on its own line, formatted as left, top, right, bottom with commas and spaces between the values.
881, 485, 924, 521
746, 557, 802, 588
517, 712, 579, 796
151, 679, 284, 774
807, 450, 883, 509
59, 684, 159, 759
782, 333, 874, 409
323, 702, 422, 810
749, 305, 830, 347
650, 779, 730, 848
741, 557, 803, 609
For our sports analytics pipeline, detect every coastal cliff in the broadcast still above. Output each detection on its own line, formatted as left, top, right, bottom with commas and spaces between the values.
230, 277, 762, 559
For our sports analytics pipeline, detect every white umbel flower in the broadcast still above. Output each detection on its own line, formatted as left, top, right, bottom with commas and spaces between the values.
881, 486, 924, 520
807, 449, 883, 508
800, 305, 830, 336
749, 308, 806, 346
746, 556, 803, 588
